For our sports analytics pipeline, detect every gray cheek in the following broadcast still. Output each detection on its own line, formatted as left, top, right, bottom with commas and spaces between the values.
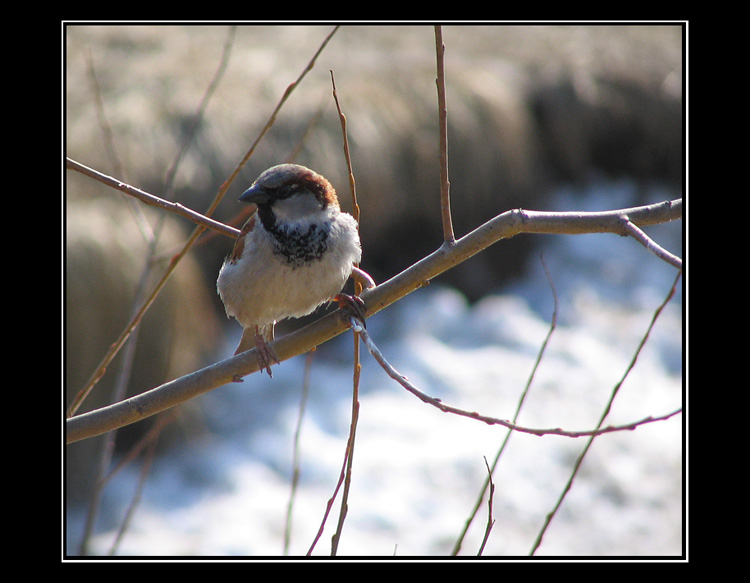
272, 193, 323, 222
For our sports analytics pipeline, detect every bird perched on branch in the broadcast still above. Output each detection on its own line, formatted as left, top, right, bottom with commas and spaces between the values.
217, 163, 370, 376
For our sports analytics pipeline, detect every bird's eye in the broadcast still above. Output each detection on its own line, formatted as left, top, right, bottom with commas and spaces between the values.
277, 183, 302, 198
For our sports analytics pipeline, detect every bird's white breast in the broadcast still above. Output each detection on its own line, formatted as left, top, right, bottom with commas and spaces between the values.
217, 209, 361, 330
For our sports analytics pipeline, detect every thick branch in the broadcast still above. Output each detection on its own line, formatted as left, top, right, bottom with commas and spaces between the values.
66, 197, 682, 444
362, 199, 682, 316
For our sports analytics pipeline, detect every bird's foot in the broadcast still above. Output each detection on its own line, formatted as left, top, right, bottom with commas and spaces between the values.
255, 331, 280, 377
335, 293, 367, 328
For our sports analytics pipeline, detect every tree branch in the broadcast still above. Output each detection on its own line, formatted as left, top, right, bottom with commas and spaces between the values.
435, 25, 455, 244
346, 314, 682, 438
619, 217, 683, 269
66, 157, 240, 240
66, 197, 682, 444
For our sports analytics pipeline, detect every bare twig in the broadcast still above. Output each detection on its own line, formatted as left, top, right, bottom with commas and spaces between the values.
285, 91, 329, 164
284, 350, 314, 555
346, 315, 680, 438
107, 431, 160, 556
329, 69, 362, 556
84, 49, 154, 244
529, 270, 682, 555
307, 438, 349, 555
452, 254, 559, 556
477, 457, 496, 556
162, 26, 236, 200
223, 26, 339, 196
76, 28, 237, 556
330, 350, 361, 556
351, 266, 376, 290
435, 26, 455, 244
98, 409, 180, 488
330, 70, 360, 224
66, 158, 240, 240
307, 68, 365, 557
619, 217, 683, 269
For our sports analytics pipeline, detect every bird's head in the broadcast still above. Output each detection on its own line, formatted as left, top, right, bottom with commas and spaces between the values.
239, 164, 340, 223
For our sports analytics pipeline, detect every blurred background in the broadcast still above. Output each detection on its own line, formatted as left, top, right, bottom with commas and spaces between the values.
64, 24, 683, 557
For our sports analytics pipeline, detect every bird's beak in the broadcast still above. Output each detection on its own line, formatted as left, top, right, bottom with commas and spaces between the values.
239, 184, 271, 205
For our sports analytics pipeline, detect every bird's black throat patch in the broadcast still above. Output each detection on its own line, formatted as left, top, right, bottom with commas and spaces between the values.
258, 206, 330, 268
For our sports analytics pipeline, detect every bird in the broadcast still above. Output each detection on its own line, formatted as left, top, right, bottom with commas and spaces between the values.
217, 163, 370, 376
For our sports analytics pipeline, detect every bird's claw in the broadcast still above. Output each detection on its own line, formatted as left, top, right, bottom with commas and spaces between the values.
335, 293, 367, 328
255, 331, 280, 377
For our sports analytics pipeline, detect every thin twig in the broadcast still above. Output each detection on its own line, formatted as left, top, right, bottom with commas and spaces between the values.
66, 157, 240, 240
84, 49, 154, 244
107, 432, 160, 556
162, 26, 236, 200
307, 442, 349, 555
98, 409, 180, 487
223, 25, 339, 194
285, 90, 329, 164
434, 25, 455, 244
346, 315, 681, 439
329, 67, 361, 556
620, 217, 683, 269
452, 254, 559, 555
331, 350, 361, 556
284, 350, 314, 555
307, 63, 364, 557
77, 29, 237, 556
330, 70, 360, 224
477, 457, 496, 556
529, 270, 682, 555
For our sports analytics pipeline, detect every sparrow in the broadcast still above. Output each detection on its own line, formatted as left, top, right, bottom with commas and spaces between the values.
217, 163, 370, 376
